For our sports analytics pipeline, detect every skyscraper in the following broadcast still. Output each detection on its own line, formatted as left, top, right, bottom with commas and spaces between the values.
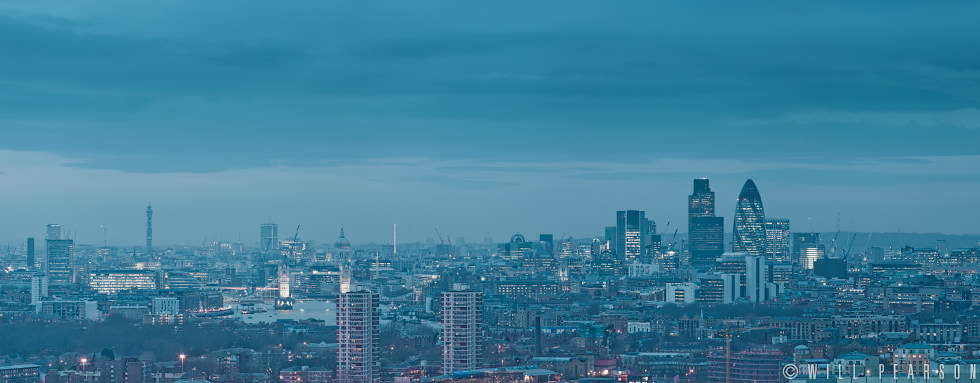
260, 223, 279, 251
689, 178, 714, 218
686, 180, 718, 267
45, 238, 74, 286
336, 290, 380, 383
689, 179, 724, 267
145, 204, 153, 255
616, 210, 652, 263
27, 237, 35, 270
764, 218, 791, 265
733, 179, 766, 258
442, 285, 483, 374
691, 218, 724, 265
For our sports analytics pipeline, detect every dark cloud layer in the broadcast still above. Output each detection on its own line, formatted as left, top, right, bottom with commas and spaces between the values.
0, 1, 978, 242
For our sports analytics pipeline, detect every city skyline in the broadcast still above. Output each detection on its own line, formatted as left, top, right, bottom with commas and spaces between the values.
0, 1, 979, 244
2, 174, 977, 247
4, 2, 980, 383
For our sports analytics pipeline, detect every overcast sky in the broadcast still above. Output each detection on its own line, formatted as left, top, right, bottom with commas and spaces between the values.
0, 1, 978, 246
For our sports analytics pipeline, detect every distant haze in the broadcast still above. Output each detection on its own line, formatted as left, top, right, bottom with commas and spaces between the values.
0, 1, 978, 245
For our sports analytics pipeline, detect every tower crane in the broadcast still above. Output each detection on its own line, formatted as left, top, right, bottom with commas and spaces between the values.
717, 325, 779, 383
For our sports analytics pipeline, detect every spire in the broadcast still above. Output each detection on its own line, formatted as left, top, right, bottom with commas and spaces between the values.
146, 203, 153, 255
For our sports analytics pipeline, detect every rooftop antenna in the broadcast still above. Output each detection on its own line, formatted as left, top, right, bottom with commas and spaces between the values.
393, 223, 397, 256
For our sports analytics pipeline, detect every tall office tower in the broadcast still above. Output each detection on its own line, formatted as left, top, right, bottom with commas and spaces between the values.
793, 233, 824, 270
442, 285, 483, 375
689, 178, 724, 266
336, 290, 380, 383
145, 204, 153, 255
691, 217, 724, 267
689, 178, 715, 218
27, 237, 35, 270
46, 224, 61, 240
616, 210, 650, 262
45, 238, 75, 286
764, 218, 791, 265
744, 255, 767, 303
260, 223, 279, 251
733, 179, 766, 257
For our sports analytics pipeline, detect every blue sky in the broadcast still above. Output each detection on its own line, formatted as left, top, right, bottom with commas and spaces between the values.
0, 1, 978, 245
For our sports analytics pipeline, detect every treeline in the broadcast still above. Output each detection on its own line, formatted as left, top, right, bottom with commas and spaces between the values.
0, 316, 282, 360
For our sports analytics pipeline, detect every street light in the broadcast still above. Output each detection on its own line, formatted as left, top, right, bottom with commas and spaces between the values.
179, 354, 186, 373
80, 358, 87, 372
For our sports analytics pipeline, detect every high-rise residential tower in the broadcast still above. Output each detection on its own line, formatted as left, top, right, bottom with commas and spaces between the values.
688, 179, 724, 266
260, 223, 279, 251
733, 179, 766, 258
336, 290, 380, 383
442, 285, 483, 375
764, 218, 791, 265
146, 204, 153, 255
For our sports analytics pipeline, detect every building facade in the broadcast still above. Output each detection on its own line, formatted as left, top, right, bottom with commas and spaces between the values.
441, 287, 483, 375
336, 291, 380, 383
733, 179, 766, 258
764, 218, 791, 265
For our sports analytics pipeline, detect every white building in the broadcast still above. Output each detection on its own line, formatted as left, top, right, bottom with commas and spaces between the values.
30, 273, 48, 306
152, 297, 180, 316
37, 300, 98, 321
336, 290, 380, 383
627, 321, 652, 334
666, 282, 697, 304
442, 285, 483, 374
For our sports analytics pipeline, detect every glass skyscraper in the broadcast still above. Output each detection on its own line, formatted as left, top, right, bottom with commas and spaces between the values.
616, 210, 651, 263
689, 178, 724, 266
45, 239, 74, 286
733, 179, 766, 258
764, 218, 791, 265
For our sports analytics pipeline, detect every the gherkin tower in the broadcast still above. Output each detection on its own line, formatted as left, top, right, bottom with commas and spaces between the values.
733, 179, 766, 257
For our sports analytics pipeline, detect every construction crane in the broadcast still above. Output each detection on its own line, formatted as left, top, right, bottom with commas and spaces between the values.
829, 229, 841, 258
434, 228, 451, 259
842, 233, 857, 258
659, 221, 672, 253
718, 325, 779, 383
669, 229, 679, 251
293, 225, 300, 242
